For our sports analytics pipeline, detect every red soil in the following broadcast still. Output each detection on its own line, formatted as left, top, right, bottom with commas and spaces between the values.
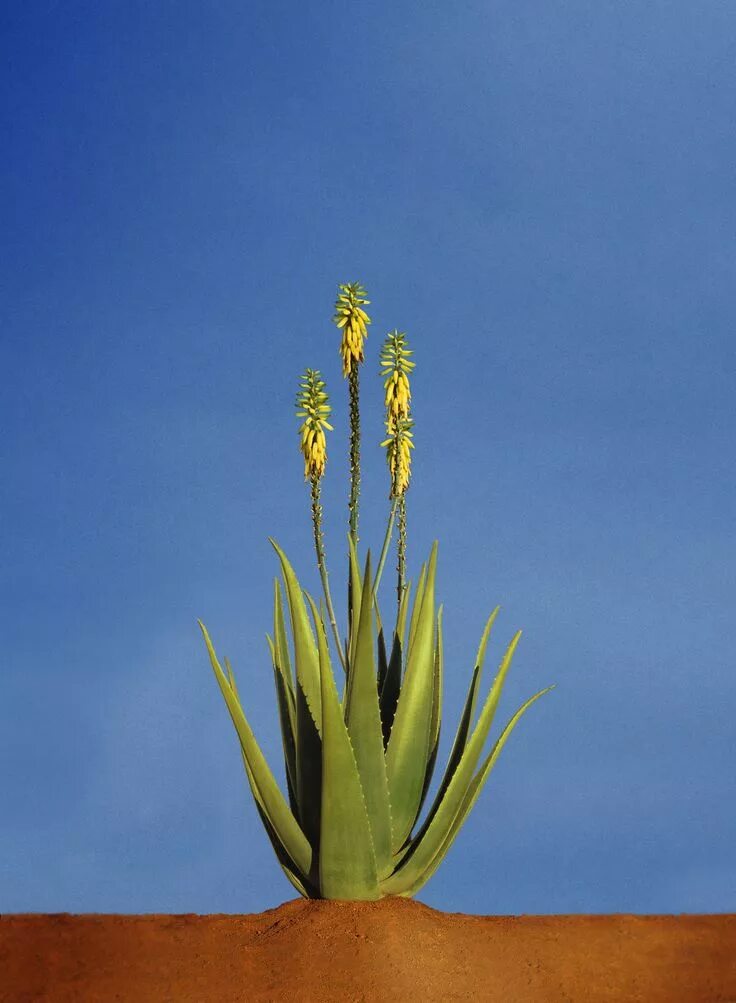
2, 897, 735, 1002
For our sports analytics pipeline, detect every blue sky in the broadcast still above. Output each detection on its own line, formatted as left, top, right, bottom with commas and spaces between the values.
2, 1, 735, 915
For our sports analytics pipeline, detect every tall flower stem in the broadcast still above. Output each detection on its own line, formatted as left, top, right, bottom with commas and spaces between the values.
311, 474, 346, 673
348, 366, 361, 546
347, 365, 361, 640
334, 282, 370, 643
379, 330, 415, 621
373, 495, 399, 599
396, 493, 407, 611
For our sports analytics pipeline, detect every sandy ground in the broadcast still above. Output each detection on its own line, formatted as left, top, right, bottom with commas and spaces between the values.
2, 897, 735, 1002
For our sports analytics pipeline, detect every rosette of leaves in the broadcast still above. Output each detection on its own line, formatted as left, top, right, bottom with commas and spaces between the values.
198, 540, 553, 900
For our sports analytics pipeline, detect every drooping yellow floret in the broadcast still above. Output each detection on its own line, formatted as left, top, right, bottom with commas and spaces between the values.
381, 416, 414, 498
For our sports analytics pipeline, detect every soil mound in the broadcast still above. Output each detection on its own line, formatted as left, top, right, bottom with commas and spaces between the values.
2, 896, 735, 1001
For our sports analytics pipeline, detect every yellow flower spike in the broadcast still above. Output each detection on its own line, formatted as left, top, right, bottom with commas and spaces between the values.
294, 367, 346, 673
333, 282, 371, 377
380, 330, 414, 426
296, 369, 333, 481
381, 416, 415, 499
334, 282, 370, 551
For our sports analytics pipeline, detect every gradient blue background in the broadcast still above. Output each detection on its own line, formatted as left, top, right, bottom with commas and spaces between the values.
2, 2, 735, 915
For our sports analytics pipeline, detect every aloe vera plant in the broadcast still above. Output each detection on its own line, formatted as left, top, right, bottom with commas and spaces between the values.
198, 282, 554, 900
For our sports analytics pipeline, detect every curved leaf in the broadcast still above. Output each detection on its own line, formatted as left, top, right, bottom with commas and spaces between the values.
407, 607, 500, 851
381, 627, 522, 894
198, 621, 311, 879
294, 674, 322, 856
265, 637, 297, 810
386, 542, 438, 851
396, 686, 555, 897
269, 539, 322, 733
406, 562, 427, 660
226, 659, 316, 898
273, 578, 295, 701
379, 581, 412, 749
416, 604, 444, 822
376, 623, 388, 698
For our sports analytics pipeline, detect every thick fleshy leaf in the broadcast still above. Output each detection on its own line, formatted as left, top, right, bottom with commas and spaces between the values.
343, 554, 394, 877
395, 686, 555, 897
386, 542, 438, 851
225, 658, 316, 898
294, 676, 322, 858
269, 544, 322, 857
250, 789, 312, 897
381, 627, 522, 894
306, 595, 379, 900
269, 539, 322, 733
273, 578, 295, 701
376, 625, 389, 698
406, 562, 427, 660
416, 605, 444, 821
378, 580, 411, 748
265, 636, 297, 810
198, 621, 311, 878
379, 633, 401, 751
408, 607, 500, 851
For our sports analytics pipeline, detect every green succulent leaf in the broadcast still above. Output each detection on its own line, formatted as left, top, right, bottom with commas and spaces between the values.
265, 636, 298, 818
379, 633, 401, 750
273, 578, 295, 702
378, 580, 411, 750
406, 562, 427, 660
343, 553, 394, 878
269, 539, 322, 734
225, 658, 317, 898
408, 607, 500, 851
394, 685, 555, 897
294, 673, 322, 857
416, 604, 444, 821
306, 595, 380, 900
198, 621, 312, 879
386, 542, 438, 851
381, 627, 523, 894
376, 624, 389, 697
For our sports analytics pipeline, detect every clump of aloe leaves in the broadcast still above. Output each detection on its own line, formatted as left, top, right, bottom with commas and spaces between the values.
199, 282, 554, 900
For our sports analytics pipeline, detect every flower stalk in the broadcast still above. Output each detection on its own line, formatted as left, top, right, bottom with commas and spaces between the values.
397, 493, 407, 606
334, 282, 370, 634
380, 330, 416, 613
296, 369, 345, 672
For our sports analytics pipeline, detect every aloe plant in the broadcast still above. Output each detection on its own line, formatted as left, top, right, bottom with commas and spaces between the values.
198, 282, 554, 900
